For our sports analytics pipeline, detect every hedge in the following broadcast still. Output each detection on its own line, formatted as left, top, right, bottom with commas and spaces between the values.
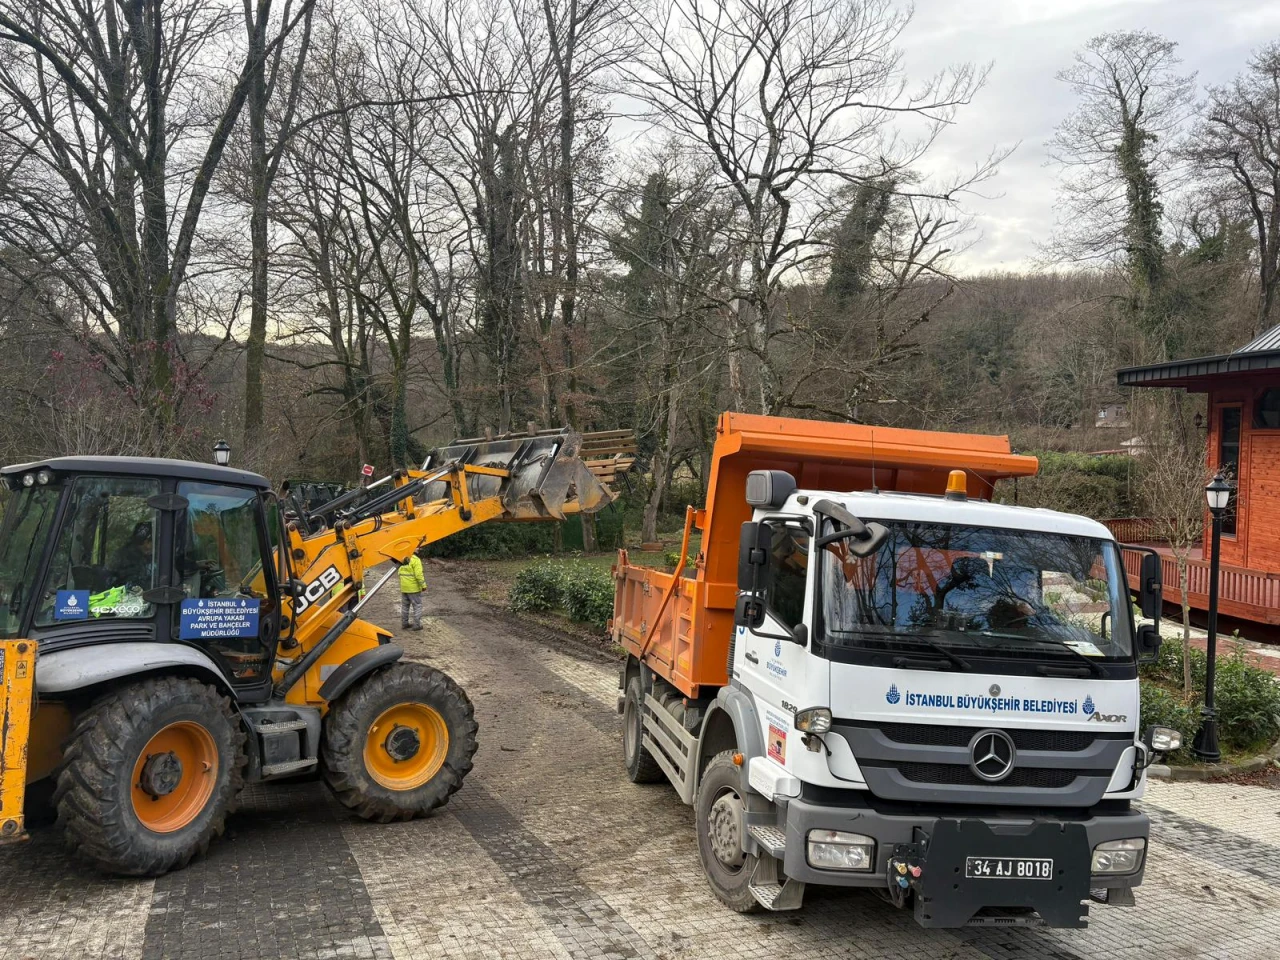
1140, 642, 1280, 758
509, 561, 615, 629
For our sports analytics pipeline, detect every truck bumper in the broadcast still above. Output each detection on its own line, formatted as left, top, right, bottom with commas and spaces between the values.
776, 793, 1149, 926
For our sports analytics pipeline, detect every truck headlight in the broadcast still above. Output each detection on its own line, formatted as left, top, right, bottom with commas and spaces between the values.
1146, 725, 1182, 753
794, 707, 831, 734
1092, 838, 1145, 875
807, 829, 874, 871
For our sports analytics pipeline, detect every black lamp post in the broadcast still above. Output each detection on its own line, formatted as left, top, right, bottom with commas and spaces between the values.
213, 439, 231, 466
1192, 471, 1231, 763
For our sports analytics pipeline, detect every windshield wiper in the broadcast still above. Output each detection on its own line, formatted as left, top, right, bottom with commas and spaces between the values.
890, 632, 972, 672
977, 631, 1105, 677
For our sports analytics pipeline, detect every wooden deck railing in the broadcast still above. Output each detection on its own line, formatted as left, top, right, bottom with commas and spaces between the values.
1115, 545, 1280, 626
1104, 517, 1173, 544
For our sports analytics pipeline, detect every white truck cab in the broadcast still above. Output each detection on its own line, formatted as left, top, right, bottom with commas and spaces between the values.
724, 469, 1167, 926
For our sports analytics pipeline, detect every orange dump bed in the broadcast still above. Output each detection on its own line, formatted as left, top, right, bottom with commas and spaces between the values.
611, 412, 1039, 698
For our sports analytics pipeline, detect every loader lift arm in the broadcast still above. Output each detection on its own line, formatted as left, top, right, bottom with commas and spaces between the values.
273, 431, 612, 704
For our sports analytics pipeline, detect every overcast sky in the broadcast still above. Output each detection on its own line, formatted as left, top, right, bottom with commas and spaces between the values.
898, 0, 1280, 274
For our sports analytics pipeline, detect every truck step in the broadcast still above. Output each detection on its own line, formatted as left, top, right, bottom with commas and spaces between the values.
254, 719, 309, 734
260, 758, 318, 778
747, 824, 787, 859
749, 879, 805, 911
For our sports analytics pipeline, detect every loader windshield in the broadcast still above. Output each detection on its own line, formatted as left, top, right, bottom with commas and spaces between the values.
0, 486, 61, 637
819, 520, 1134, 664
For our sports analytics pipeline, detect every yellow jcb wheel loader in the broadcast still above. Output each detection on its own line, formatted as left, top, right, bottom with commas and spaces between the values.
0, 431, 611, 875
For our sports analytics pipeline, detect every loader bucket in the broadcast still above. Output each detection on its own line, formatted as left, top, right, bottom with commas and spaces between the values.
421, 429, 613, 521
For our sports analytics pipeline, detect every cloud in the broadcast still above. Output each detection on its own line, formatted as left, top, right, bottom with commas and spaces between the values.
897, 0, 1280, 272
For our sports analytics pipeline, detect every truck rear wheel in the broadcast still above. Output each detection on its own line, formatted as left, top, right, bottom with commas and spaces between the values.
321, 661, 477, 821
696, 750, 762, 913
53, 676, 245, 876
622, 676, 664, 783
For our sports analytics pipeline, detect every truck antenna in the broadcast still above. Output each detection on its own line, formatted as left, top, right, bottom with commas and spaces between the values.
870, 428, 879, 493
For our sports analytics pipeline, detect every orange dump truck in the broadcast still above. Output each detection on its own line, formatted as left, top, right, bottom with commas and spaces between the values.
613, 412, 1173, 927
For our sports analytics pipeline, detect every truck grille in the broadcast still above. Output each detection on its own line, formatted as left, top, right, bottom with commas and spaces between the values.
893, 762, 1079, 790
876, 722, 1099, 753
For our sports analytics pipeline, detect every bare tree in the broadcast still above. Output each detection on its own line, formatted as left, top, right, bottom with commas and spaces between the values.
1140, 423, 1209, 695
627, 0, 996, 415
1185, 43, 1280, 338
609, 153, 734, 543
1048, 31, 1195, 326
0, 0, 313, 417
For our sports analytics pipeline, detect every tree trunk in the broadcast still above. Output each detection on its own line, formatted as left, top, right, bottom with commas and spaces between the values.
1178, 555, 1191, 696
243, 1, 269, 444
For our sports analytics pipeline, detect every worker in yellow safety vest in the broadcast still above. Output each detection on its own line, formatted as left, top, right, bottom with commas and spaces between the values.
398, 553, 427, 631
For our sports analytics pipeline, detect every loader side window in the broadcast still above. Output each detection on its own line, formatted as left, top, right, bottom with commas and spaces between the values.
175, 482, 277, 682
34, 476, 161, 626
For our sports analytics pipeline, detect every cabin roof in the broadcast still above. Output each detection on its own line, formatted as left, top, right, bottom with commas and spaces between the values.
1117, 324, 1280, 389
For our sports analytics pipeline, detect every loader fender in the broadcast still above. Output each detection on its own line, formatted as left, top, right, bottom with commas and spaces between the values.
35, 642, 232, 696
696, 685, 764, 798
317, 643, 404, 702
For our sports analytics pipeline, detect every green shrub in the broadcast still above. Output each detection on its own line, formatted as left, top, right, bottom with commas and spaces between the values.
508, 563, 565, 613
559, 565, 616, 628
508, 561, 615, 629
1138, 685, 1198, 764
1140, 642, 1280, 755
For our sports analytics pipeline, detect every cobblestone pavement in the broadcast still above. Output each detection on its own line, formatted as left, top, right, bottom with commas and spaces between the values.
4, 570, 1280, 959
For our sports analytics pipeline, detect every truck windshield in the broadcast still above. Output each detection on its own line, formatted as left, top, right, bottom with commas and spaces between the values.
0, 486, 62, 637
819, 519, 1133, 662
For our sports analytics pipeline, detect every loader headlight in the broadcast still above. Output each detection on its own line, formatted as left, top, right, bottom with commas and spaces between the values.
1092, 838, 1146, 875
36, 469, 53, 485
20, 472, 34, 487
794, 707, 832, 734
807, 830, 875, 871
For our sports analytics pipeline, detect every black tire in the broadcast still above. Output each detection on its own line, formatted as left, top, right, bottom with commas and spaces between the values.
622, 676, 664, 783
321, 661, 477, 822
695, 750, 762, 913
53, 676, 245, 876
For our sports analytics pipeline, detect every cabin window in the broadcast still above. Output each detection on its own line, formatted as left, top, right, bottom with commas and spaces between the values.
1218, 406, 1241, 536
1255, 388, 1280, 429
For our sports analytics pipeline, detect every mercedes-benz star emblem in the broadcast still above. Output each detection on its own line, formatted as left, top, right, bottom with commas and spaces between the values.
989, 684, 1001, 697
969, 729, 1016, 783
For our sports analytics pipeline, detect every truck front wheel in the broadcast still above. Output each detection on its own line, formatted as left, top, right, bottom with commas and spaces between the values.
622, 676, 664, 783
695, 750, 762, 913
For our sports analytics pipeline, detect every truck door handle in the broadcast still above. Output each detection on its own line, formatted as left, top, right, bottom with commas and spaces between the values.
744, 652, 759, 664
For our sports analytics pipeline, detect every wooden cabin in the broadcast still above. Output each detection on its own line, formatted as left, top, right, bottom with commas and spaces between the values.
1114, 326, 1280, 625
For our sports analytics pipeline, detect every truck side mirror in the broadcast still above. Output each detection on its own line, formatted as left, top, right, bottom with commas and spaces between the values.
734, 594, 765, 630
737, 521, 772, 595
1136, 622, 1162, 664
1139, 551, 1162, 624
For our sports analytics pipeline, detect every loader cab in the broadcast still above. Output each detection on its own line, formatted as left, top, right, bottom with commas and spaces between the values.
0, 457, 284, 697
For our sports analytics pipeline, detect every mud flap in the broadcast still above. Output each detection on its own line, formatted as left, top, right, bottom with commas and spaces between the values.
907, 819, 1092, 928
0, 639, 36, 845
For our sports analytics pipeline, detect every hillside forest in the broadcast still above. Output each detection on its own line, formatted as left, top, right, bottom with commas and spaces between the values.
1, 1, 1277, 540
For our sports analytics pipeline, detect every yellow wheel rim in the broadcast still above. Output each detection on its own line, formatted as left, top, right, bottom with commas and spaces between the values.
131, 721, 219, 833
364, 702, 449, 790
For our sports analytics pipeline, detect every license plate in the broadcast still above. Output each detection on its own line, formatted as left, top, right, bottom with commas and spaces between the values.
965, 857, 1054, 880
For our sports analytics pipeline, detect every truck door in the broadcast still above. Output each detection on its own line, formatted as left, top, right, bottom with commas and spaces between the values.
737, 518, 811, 766
173, 482, 280, 691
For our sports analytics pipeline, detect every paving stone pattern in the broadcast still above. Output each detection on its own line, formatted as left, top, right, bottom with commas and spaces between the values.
3, 570, 1279, 959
